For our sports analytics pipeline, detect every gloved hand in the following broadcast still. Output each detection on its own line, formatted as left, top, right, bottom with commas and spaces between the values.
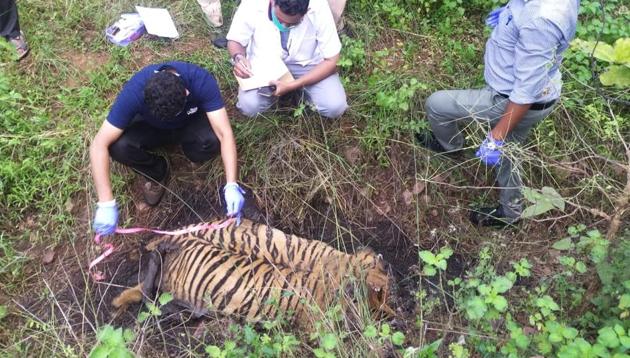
224, 182, 245, 225
476, 134, 505, 166
93, 200, 118, 235
485, 6, 505, 28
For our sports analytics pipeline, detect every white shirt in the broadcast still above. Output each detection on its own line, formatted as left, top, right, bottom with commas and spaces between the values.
226, 0, 341, 67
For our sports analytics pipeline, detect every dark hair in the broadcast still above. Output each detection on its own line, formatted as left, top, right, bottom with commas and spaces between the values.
144, 70, 187, 121
275, 0, 309, 16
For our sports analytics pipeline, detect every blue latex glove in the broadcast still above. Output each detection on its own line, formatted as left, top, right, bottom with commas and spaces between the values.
485, 6, 505, 28
93, 200, 118, 235
224, 182, 245, 225
476, 134, 505, 166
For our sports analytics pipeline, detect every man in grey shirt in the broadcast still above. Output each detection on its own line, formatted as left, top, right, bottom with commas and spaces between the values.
418, 0, 579, 227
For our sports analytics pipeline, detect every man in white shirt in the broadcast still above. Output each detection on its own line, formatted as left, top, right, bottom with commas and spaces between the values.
226, 0, 348, 118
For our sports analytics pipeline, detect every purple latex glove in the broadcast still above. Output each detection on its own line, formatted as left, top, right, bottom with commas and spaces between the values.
476, 134, 505, 166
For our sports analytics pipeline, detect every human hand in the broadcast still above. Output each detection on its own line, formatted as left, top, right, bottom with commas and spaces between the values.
475, 134, 504, 166
485, 6, 505, 28
224, 182, 245, 225
232, 54, 253, 78
93, 200, 118, 235
270, 80, 298, 97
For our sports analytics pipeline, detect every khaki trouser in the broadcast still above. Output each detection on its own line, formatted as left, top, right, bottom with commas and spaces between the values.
197, 0, 223, 27
327, 0, 347, 31
425, 87, 555, 220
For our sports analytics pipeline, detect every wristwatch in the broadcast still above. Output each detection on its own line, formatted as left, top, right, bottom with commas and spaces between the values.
230, 53, 246, 66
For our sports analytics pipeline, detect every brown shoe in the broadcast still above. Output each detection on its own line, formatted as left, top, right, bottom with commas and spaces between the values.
142, 170, 169, 206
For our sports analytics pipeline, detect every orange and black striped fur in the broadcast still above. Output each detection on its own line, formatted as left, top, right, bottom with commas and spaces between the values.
113, 218, 394, 326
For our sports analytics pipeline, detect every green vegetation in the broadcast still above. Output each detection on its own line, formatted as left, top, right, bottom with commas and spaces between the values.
1, 0, 629, 356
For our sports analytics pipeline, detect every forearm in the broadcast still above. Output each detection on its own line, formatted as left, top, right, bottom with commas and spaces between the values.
89, 142, 114, 202
227, 40, 247, 59
220, 135, 238, 183
294, 56, 339, 88
491, 101, 532, 140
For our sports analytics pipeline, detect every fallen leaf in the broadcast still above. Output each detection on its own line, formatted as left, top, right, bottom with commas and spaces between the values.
42, 249, 56, 265
342, 146, 362, 166
413, 181, 426, 194
523, 326, 537, 335
430, 209, 439, 217
402, 190, 414, 206
135, 201, 150, 212
65, 199, 74, 213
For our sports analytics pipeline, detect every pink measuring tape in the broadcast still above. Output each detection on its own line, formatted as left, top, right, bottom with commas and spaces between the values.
88, 218, 235, 281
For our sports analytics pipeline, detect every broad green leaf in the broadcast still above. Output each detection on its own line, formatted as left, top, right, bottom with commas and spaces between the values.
205, 345, 222, 357
122, 329, 135, 343
613, 38, 630, 63
620, 336, 630, 348
109, 347, 133, 358
381, 324, 391, 336
598, 326, 620, 348
89, 346, 112, 358
542, 186, 565, 211
419, 251, 437, 265
522, 201, 554, 218
391, 332, 405, 346
423, 266, 437, 276
137, 311, 149, 323
439, 247, 453, 259
492, 277, 513, 294
549, 332, 563, 343
600, 65, 630, 87
575, 261, 587, 273
320, 333, 337, 350
492, 295, 508, 311
563, 327, 579, 339
363, 325, 378, 338
592, 42, 616, 62
435, 260, 447, 271
619, 294, 630, 309
158, 292, 173, 306
522, 187, 544, 203
465, 296, 487, 320
552, 238, 574, 251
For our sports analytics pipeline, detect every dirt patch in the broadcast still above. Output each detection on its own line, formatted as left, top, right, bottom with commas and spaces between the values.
61, 51, 110, 88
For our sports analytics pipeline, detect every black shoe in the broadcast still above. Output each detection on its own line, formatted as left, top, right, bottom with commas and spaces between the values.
416, 131, 452, 154
212, 37, 228, 49
469, 206, 519, 228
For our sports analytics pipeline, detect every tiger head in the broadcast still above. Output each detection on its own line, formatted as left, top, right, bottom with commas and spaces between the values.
354, 248, 396, 317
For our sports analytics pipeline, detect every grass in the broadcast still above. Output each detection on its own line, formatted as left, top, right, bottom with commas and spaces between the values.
1, 0, 629, 356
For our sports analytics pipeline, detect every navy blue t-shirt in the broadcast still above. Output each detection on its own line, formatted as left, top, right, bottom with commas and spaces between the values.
107, 61, 225, 130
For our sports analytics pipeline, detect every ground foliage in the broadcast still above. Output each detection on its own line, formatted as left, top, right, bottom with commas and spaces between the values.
0, 0, 629, 357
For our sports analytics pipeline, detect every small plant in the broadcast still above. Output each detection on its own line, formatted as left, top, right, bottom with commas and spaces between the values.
419, 246, 453, 277
89, 325, 135, 358
137, 292, 173, 323
205, 323, 299, 358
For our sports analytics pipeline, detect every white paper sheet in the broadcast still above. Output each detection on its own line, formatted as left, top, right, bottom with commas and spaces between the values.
135, 6, 179, 38
236, 56, 294, 91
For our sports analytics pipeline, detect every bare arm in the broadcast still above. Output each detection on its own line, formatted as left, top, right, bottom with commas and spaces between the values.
227, 40, 253, 79
490, 101, 532, 141
206, 108, 238, 183
272, 54, 340, 96
89, 121, 124, 202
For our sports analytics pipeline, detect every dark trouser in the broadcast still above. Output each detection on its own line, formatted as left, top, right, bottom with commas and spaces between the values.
0, 0, 20, 40
108, 112, 220, 182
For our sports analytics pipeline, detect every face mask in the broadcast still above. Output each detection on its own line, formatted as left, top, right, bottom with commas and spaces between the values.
271, 8, 290, 32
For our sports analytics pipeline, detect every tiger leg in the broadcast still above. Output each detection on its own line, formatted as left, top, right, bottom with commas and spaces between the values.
112, 251, 161, 309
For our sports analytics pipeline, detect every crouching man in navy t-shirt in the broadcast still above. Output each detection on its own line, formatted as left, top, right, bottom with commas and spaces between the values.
89, 61, 245, 236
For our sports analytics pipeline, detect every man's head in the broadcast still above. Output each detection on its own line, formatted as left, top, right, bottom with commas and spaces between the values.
144, 70, 187, 121
273, 0, 309, 28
